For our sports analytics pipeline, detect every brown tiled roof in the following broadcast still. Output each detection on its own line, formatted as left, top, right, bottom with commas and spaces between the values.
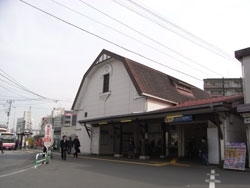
72, 49, 211, 109
168, 94, 243, 109
123, 58, 211, 104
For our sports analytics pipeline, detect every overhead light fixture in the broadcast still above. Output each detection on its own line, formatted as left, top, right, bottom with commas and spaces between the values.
98, 122, 108, 125
120, 119, 132, 123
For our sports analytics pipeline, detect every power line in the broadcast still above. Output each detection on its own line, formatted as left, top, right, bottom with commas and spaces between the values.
119, 0, 236, 63
50, 0, 210, 77
78, 0, 223, 77
0, 69, 48, 99
0, 68, 65, 103
19, 0, 204, 82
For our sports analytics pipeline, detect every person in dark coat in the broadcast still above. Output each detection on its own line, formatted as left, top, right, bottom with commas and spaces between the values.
73, 136, 80, 158
200, 137, 208, 165
60, 135, 68, 160
67, 137, 73, 154
128, 137, 135, 159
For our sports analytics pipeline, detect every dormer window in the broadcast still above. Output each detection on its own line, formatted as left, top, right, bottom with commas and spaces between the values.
176, 83, 191, 93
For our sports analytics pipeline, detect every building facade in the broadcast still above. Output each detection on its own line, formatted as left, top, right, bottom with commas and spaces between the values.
15, 111, 33, 148
204, 78, 243, 98
40, 108, 77, 149
235, 47, 250, 168
72, 49, 246, 165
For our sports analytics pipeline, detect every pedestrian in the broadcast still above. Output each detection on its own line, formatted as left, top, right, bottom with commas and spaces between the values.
73, 136, 80, 158
0, 138, 4, 154
200, 137, 208, 165
15, 140, 19, 150
60, 135, 68, 160
35, 139, 40, 150
67, 137, 73, 154
128, 137, 135, 159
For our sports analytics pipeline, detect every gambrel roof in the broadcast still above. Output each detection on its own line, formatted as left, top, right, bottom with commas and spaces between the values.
72, 49, 211, 109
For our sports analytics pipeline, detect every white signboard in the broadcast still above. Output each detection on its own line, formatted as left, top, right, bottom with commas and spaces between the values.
43, 124, 54, 148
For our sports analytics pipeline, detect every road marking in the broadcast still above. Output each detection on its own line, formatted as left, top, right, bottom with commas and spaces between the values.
0, 164, 40, 178
205, 169, 221, 188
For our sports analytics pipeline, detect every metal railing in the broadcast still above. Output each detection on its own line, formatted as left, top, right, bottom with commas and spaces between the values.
34, 150, 52, 168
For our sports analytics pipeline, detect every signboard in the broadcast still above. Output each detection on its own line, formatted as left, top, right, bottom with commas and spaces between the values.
43, 124, 54, 148
244, 117, 250, 124
223, 143, 246, 171
165, 115, 192, 123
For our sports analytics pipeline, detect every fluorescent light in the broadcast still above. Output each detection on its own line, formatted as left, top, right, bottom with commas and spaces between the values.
120, 119, 132, 123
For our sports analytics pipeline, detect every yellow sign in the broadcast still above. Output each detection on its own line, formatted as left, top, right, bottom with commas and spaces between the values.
165, 115, 182, 123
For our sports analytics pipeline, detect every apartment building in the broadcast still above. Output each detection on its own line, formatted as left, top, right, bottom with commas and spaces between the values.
41, 108, 77, 139
204, 78, 243, 98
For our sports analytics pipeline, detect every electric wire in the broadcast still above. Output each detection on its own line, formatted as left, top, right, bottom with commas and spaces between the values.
19, 0, 203, 82
119, 0, 236, 63
50, 0, 211, 77
0, 68, 67, 103
78, 0, 223, 77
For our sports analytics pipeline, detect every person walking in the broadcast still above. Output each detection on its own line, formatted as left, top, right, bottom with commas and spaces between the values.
128, 137, 135, 159
0, 139, 4, 154
67, 137, 73, 154
73, 136, 80, 158
60, 135, 68, 160
200, 137, 208, 165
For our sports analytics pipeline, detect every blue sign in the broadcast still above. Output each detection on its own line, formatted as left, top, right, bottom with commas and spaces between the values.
166, 115, 192, 123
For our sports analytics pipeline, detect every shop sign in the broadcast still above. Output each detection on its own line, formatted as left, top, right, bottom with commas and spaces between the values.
244, 117, 250, 124
165, 115, 192, 123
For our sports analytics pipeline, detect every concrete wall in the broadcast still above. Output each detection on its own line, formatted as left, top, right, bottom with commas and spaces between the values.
91, 126, 100, 155
242, 56, 250, 103
226, 114, 246, 143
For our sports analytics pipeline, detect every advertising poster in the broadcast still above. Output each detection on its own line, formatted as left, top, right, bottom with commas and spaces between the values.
223, 143, 246, 171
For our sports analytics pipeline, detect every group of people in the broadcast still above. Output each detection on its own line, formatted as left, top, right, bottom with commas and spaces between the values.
60, 135, 81, 160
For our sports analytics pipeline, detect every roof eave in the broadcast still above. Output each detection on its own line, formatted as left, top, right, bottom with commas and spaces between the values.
142, 93, 178, 105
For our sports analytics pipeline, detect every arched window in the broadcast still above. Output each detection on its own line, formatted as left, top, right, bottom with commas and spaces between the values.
102, 64, 112, 93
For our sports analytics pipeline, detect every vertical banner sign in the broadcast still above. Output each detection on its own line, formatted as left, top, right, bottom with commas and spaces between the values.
43, 124, 54, 148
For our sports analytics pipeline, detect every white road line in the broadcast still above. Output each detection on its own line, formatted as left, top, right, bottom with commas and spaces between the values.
205, 169, 221, 188
0, 164, 41, 178
209, 169, 216, 188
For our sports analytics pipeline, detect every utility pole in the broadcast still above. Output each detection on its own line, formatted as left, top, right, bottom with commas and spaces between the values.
6, 100, 14, 130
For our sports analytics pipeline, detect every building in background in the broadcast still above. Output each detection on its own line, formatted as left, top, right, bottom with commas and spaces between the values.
16, 111, 33, 148
204, 78, 243, 98
40, 108, 77, 150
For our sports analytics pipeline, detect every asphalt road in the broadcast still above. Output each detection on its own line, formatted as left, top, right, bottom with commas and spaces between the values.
0, 150, 249, 188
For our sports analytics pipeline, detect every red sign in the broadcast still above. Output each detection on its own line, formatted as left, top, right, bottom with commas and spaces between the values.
43, 124, 53, 148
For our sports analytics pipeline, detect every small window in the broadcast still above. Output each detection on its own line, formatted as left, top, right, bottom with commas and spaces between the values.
103, 74, 109, 93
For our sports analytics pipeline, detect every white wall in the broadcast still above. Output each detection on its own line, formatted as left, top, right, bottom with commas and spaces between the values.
77, 124, 91, 154
147, 98, 172, 111
61, 126, 76, 138
242, 56, 250, 103
91, 126, 100, 155
78, 59, 147, 120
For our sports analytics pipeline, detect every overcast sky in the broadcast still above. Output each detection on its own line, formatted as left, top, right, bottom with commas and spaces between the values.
1, 0, 250, 130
